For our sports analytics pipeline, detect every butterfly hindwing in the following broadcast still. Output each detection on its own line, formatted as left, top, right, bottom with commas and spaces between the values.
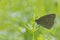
35, 14, 56, 29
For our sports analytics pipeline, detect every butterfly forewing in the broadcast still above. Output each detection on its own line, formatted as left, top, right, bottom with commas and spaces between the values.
35, 14, 56, 29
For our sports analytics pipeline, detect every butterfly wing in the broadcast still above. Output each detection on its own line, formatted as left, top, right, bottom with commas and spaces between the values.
35, 14, 56, 29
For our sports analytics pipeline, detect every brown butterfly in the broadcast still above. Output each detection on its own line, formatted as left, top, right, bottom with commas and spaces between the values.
35, 14, 56, 29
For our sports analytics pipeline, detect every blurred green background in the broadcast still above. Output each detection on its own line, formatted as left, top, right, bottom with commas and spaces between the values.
0, 0, 60, 40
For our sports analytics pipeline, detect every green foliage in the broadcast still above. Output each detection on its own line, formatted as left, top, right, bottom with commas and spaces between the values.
0, 0, 60, 40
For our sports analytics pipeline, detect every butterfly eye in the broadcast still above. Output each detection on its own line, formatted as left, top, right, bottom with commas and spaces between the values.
35, 14, 56, 29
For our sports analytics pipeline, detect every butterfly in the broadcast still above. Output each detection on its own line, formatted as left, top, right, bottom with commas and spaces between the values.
35, 14, 56, 29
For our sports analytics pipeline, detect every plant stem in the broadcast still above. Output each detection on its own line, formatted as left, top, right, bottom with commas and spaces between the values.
32, 28, 34, 40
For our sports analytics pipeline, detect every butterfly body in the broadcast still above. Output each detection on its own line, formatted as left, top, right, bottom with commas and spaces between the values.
35, 14, 56, 29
